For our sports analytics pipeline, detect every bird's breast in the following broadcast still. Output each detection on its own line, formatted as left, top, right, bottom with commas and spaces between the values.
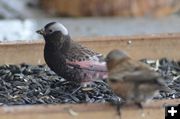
44, 48, 66, 70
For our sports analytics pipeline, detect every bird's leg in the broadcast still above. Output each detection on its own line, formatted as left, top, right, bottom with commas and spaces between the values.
135, 102, 143, 109
116, 102, 124, 116
117, 104, 121, 116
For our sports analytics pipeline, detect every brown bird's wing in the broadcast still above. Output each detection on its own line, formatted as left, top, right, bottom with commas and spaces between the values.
119, 60, 161, 83
108, 59, 151, 80
122, 70, 160, 83
109, 59, 164, 83
108, 70, 159, 84
119, 61, 171, 92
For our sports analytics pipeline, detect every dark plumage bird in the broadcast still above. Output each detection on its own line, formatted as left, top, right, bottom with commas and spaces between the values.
106, 49, 171, 110
36, 22, 107, 88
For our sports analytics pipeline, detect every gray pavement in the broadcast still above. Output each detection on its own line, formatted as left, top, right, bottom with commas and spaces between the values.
1, 15, 180, 41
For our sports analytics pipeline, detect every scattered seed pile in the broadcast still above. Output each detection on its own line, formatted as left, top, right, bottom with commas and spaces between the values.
0, 58, 179, 106
141, 58, 180, 99
0, 64, 118, 105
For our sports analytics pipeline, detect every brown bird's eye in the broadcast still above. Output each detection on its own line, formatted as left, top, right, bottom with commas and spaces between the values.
109, 79, 118, 83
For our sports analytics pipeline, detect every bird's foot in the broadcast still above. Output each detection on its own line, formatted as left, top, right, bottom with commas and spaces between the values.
116, 102, 124, 117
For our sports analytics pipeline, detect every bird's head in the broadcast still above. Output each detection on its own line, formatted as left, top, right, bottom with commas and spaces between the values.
36, 22, 68, 36
36, 22, 70, 49
105, 49, 129, 70
36, 22, 70, 43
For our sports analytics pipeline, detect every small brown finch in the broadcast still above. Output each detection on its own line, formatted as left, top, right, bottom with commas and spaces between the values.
106, 49, 171, 111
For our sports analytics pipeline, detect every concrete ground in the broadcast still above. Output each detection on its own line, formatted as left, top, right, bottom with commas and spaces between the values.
1, 15, 180, 41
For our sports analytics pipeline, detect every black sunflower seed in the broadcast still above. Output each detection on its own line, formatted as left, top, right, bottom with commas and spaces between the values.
0, 59, 179, 106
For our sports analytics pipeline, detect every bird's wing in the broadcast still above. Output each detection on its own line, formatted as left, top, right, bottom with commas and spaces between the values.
66, 60, 107, 72
124, 70, 172, 92
122, 70, 160, 83
109, 60, 160, 83
119, 60, 160, 82
64, 41, 107, 72
66, 41, 104, 62
109, 59, 150, 78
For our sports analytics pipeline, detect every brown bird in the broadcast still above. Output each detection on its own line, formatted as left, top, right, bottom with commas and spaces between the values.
106, 49, 171, 110
36, 22, 107, 90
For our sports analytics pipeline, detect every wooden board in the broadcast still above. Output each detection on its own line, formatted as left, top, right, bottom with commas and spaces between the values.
0, 33, 180, 65
0, 99, 179, 119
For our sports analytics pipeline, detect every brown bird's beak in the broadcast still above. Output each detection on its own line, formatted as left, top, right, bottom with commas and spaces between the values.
36, 29, 45, 35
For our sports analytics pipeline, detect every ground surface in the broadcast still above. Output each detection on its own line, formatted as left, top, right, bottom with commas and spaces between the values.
1, 15, 180, 41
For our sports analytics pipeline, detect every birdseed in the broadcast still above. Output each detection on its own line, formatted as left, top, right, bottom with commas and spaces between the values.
0, 58, 179, 106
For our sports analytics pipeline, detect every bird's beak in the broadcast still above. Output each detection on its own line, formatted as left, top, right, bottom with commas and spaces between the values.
36, 28, 45, 35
